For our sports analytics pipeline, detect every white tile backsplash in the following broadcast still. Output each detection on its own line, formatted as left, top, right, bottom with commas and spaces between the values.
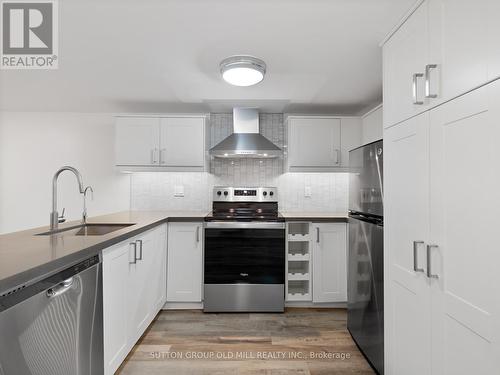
131, 172, 214, 211
276, 173, 349, 213
130, 171, 348, 213
130, 113, 349, 214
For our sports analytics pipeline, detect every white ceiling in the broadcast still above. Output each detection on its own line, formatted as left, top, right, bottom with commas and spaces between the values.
0, 0, 414, 114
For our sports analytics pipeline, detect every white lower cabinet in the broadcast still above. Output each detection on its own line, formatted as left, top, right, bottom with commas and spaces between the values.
150, 226, 168, 312
102, 242, 130, 375
384, 80, 500, 375
127, 227, 165, 344
167, 222, 203, 302
312, 223, 347, 303
102, 224, 167, 375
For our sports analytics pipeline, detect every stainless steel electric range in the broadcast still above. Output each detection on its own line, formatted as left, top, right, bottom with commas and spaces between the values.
203, 187, 285, 313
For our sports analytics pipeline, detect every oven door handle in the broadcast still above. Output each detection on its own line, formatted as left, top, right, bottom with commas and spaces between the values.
204, 222, 285, 229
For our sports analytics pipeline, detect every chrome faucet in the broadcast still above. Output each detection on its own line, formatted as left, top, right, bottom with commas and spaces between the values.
50, 166, 85, 230
82, 186, 94, 225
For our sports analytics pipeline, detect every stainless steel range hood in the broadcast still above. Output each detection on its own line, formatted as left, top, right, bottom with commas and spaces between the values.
209, 108, 282, 159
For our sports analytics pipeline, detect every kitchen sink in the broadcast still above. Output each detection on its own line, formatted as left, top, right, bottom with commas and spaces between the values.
74, 223, 135, 236
37, 223, 135, 236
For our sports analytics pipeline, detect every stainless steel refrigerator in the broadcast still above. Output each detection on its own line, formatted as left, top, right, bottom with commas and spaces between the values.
347, 139, 384, 375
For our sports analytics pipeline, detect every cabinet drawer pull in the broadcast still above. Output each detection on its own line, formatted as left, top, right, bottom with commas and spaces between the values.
196, 226, 200, 243
413, 241, 425, 273
316, 227, 320, 243
425, 64, 438, 99
426, 244, 439, 279
412, 73, 424, 105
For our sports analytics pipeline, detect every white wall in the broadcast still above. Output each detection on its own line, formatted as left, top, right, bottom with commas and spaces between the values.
0, 112, 130, 234
361, 105, 383, 144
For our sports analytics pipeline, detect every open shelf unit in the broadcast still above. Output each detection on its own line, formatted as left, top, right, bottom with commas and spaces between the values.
286, 222, 312, 301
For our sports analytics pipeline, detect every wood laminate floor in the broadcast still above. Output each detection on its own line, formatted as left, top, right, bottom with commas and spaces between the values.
117, 308, 376, 375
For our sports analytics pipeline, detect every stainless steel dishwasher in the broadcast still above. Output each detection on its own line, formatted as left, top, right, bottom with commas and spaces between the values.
0, 255, 103, 375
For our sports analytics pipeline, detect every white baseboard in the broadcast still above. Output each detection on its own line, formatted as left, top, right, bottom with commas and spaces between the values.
162, 302, 204, 310
162, 301, 346, 310
285, 301, 347, 308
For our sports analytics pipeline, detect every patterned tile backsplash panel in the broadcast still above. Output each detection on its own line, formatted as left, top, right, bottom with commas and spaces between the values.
210, 113, 284, 186
130, 113, 349, 213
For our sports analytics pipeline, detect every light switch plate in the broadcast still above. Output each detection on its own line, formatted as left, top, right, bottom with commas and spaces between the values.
174, 185, 185, 197
304, 186, 312, 197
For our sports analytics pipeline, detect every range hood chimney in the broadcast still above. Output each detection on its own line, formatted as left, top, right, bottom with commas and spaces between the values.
209, 108, 282, 159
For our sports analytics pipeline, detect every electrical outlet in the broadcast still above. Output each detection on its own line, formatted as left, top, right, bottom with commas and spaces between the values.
304, 186, 312, 197
174, 185, 185, 197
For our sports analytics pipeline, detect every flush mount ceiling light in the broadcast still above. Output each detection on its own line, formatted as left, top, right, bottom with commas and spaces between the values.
220, 55, 266, 87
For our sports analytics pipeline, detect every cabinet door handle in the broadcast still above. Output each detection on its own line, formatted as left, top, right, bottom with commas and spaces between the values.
426, 244, 439, 279
316, 227, 320, 243
425, 64, 438, 98
129, 242, 137, 264
333, 149, 340, 165
196, 226, 200, 243
136, 239, 143, 260
159, 149, 166, 164
151, 148, 159, 164
412, 73, 424, 105
413, 241, 425, 273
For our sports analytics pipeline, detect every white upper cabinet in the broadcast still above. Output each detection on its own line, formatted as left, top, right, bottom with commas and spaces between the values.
115, 117, 160, 166
339, 118, 363, 167
288, 117, 341, 168
115, 115, 207, 170
427, 0, 489, 104
287, 116, 361, 171
167, 223, 203, 303
312, 223, 347, 303
159, 117, 205, 167
383, 0, 500, 128
487, 0, 500, 80
383, 2, 430, 128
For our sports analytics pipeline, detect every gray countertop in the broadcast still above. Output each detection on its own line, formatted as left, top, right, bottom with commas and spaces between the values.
0, 210, 208, 295
0, 209, 346, 295
280, 212, 348, 222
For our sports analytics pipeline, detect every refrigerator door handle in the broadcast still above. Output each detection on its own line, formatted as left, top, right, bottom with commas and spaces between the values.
413, 241, 425, 273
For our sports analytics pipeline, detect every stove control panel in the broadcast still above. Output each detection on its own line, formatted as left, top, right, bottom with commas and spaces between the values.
213, 187, 278, 202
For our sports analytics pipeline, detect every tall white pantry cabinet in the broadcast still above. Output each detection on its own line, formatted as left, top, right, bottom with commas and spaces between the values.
383, 2, 500, 374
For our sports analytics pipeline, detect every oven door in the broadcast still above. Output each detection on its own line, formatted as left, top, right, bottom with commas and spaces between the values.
204, 222, 285, 285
